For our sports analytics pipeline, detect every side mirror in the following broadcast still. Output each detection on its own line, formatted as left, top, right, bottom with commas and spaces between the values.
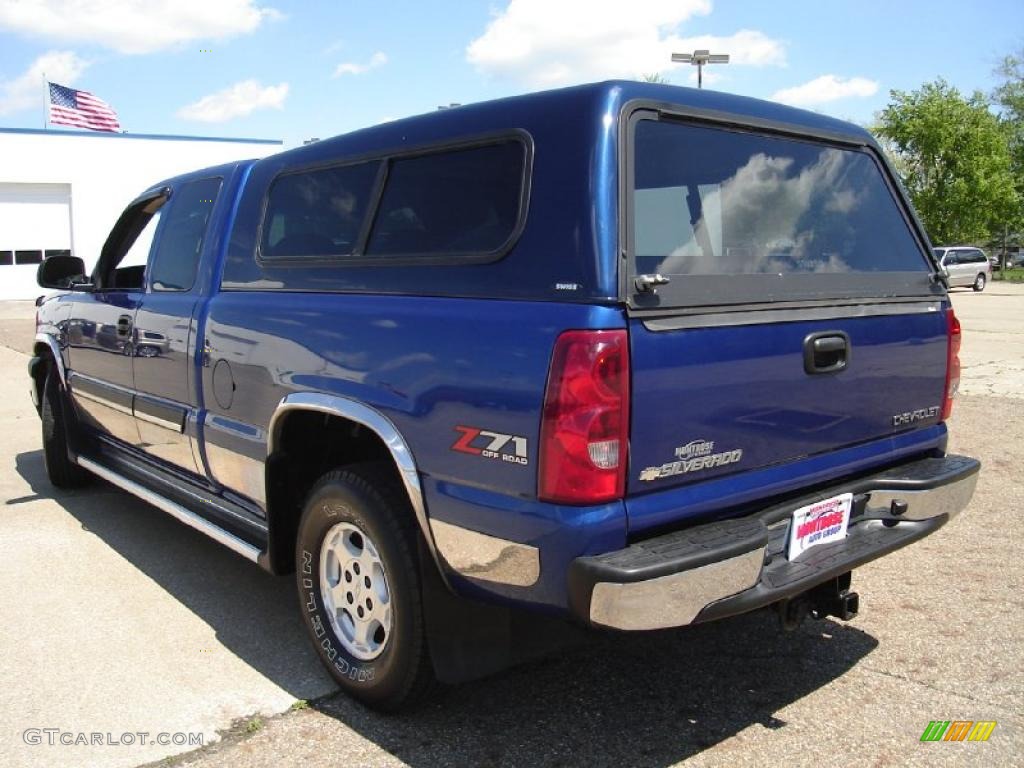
37, 255, 92, 291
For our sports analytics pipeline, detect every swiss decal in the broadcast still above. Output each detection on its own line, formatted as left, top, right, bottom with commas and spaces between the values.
452, 426, 529, 466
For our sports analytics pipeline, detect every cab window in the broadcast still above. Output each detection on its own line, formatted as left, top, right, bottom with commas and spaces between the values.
148, 177, 222, 291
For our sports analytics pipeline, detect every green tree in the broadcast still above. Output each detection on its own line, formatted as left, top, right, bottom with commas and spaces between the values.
874, 79, 1018, 244
639, 72, 670, 84
992, 48, 1024, 232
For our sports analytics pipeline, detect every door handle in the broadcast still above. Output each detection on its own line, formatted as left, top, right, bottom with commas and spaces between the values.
803, 332, 850, 374
116, 314, 133, 338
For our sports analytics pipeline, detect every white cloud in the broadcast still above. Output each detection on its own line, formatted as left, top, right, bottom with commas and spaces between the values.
660, 150, 860, 275
322, 40, 345, 56
177, 79, 288, 122
0, 50, 88, 115
771, 75, 878, 107
333, 51, 388, 78
466, 0, 785, 87
0, 0, 279, 55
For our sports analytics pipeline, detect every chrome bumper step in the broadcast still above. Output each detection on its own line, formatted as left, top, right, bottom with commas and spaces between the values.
569, 454, 980, 630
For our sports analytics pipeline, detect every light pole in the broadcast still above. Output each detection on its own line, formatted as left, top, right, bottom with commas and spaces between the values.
671, 49, 729, 88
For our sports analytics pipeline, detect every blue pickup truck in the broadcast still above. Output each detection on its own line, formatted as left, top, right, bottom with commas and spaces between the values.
31, 81, 979, 710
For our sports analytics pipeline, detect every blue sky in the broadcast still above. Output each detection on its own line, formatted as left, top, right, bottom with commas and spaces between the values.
0, 0, 1021, 148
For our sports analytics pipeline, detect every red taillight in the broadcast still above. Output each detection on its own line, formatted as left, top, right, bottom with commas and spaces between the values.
538, 329, 629, 505
942, 308, 961, 421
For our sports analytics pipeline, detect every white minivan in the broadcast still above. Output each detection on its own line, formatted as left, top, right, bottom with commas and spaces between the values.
933, 246, 990, 291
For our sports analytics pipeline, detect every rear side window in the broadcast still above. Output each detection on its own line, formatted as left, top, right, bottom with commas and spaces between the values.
366, 141, 524, 257
261, 161, 379, 259
259, 139, 526, 264
631, 119, 934, 306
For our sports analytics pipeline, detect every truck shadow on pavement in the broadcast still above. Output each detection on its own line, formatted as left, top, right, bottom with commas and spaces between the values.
16, 449, 879, 767
13, 448, 336, 699
317, 614, 878, 767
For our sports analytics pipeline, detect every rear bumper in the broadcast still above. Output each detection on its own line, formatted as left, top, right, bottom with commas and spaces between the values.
568, 455, 979, 630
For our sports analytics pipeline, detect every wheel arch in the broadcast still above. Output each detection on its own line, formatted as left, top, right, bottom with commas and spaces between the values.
31, 333, 66, 411
263, 393, 448, 585
33, 333, 66, 382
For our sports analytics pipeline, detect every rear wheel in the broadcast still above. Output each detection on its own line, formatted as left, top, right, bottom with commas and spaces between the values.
295, 466, 434, 710
973, 273, 987, 291
41, 367, 89, 488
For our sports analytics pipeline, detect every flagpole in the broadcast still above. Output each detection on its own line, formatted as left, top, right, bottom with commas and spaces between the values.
42, 73, 48, 130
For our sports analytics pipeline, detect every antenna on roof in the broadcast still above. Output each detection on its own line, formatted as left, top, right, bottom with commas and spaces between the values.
670, 49, 730, 89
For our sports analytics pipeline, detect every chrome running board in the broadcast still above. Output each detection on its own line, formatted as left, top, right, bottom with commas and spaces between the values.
78, 456, 261, 563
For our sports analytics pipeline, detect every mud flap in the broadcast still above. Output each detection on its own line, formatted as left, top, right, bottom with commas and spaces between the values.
418, 540, 587, 684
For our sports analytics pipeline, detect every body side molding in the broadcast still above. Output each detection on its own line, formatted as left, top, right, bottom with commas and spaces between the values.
429, 519, 541, 587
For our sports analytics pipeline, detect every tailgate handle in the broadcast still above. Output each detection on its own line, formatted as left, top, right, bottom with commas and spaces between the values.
804, 332, 850, 375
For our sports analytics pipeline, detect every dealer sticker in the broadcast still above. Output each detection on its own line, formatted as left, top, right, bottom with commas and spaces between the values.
786, 493, 852, 560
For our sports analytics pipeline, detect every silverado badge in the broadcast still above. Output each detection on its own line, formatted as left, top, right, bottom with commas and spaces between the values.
639, 439, 743, 482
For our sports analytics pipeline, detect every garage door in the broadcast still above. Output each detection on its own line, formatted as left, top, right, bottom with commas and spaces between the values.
0, 183, 73, 300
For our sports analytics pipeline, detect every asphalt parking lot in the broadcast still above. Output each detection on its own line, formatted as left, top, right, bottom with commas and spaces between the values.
0, 285, 1022, 768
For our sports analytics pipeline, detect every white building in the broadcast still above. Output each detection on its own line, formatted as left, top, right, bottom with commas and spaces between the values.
0, 128, 282, 300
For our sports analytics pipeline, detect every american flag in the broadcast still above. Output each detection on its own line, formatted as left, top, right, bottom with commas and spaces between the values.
48, 82, 121, 132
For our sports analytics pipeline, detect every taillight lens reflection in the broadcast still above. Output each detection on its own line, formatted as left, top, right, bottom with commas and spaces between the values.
942, 308, 961, 421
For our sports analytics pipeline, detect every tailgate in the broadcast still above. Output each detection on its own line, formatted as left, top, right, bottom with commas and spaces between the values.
627, 306, 948, 498
621, 109, 949, 527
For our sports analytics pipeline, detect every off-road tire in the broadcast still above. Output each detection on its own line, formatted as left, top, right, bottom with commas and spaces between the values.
295, 465, 435, 711
41, 367, 89, 488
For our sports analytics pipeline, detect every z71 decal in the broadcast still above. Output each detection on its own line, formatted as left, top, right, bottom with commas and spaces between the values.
452, 426, 529, 466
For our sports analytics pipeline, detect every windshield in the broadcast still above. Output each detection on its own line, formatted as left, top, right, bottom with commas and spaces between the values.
630, 118, 935, 307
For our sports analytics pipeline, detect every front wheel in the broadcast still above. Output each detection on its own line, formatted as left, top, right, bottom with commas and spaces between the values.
41, 367, 89, 488
295, 466, 434, 710
973, 273, 987, 291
